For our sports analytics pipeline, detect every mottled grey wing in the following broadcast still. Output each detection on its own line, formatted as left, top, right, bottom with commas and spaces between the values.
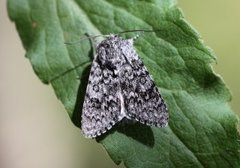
119, 40, 168, 127
81, 57, 123, 138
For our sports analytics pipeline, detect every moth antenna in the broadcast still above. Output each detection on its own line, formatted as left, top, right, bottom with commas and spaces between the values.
48, 61, 91, 82
117, 29, 156, 34
65, 29, 158, 45
86, 33, 97, 58
58, 29, 158, 82
64, 34, 109, 45
116, 29, 158, 41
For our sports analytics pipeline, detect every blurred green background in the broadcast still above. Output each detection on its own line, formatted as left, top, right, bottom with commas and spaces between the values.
1, 0, 239, 168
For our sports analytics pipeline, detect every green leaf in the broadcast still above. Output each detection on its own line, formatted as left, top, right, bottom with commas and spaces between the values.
8, 0, 240, 167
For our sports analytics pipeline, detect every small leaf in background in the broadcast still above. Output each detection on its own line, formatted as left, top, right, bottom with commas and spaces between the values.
7, 0, 240, 167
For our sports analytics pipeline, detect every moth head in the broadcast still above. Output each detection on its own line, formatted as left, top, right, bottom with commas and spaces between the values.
96, 35, 125, 70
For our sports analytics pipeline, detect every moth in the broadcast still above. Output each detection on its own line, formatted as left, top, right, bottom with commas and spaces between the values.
81, 34, 168, 138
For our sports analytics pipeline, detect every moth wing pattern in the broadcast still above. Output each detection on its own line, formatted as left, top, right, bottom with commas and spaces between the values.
119, 38, 168, 127
81, 54, 123, 138
81, 35, 168, 138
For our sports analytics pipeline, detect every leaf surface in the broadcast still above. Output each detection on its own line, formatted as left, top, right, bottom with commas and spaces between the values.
8, 0, 240, 167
